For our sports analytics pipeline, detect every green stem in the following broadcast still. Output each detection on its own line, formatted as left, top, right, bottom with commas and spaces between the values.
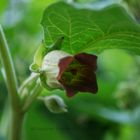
22, 83, 42, 113
18, 73, 39, 95
0, 25, 22, 140
0, 25, 42, 140
0, 25, 20, 111
8, 111, 24, 140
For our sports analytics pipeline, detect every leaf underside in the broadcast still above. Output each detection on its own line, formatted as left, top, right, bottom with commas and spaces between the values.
41, 2, 140, 55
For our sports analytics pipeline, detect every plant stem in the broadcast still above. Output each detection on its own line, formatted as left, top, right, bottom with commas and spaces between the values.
0, 25, 20, 111
0, 25, 42, 140
0, 25, 22, 140
22, 83, 42, 113
18, 73, 39, 95
8, 111, 24, 140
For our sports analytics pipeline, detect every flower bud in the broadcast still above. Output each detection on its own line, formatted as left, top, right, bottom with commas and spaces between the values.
43, 95, 67, 113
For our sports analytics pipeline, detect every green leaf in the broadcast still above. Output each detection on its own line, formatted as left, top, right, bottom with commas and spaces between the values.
0, 0, 8, 14
41, 2, 140, 55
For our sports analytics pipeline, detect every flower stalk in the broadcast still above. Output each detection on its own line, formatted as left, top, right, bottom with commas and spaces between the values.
22, 83, 42, 113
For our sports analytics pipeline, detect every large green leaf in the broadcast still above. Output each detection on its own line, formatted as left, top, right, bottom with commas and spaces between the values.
41, 2, 140, 55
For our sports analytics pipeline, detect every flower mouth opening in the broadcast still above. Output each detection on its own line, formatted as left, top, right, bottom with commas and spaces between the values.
57, 56, 74, 81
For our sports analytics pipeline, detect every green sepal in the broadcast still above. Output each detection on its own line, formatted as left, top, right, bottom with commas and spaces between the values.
39, 72, 52, 91
47, 36, 64, 52
30, 37, 64, 73
29, 63, 41, 73
30, 41, 47, 72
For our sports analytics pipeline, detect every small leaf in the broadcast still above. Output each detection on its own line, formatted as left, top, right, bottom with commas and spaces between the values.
41, 2, 140, 55
30, 42, 47, 72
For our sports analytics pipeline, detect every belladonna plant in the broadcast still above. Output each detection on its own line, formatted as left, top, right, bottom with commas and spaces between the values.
0, 25, 98, 140
1, 1, 140, 140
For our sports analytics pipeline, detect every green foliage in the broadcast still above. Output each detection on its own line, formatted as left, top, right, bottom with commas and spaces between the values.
0, 0, 8, 14
41, 2, 140, 54
1, 0, 140, 140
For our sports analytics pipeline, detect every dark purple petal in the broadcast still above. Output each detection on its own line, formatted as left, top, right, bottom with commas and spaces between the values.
58, 53, 98, 97
75, 53, 97, 71
64, 87, 76, 97
76, 70, 98, 93
57, 56, 74, 82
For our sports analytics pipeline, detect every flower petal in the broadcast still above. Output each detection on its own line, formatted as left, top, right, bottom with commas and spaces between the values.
62, 72, 98, 97
75, 53, 97, 71
57, 56, 74, 81
58, 53, 98, 97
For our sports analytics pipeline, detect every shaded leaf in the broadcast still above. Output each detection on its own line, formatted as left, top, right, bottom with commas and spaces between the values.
41, 2, 140, 55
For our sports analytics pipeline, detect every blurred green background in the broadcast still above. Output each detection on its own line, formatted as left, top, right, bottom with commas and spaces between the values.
0, 0, 140, 140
